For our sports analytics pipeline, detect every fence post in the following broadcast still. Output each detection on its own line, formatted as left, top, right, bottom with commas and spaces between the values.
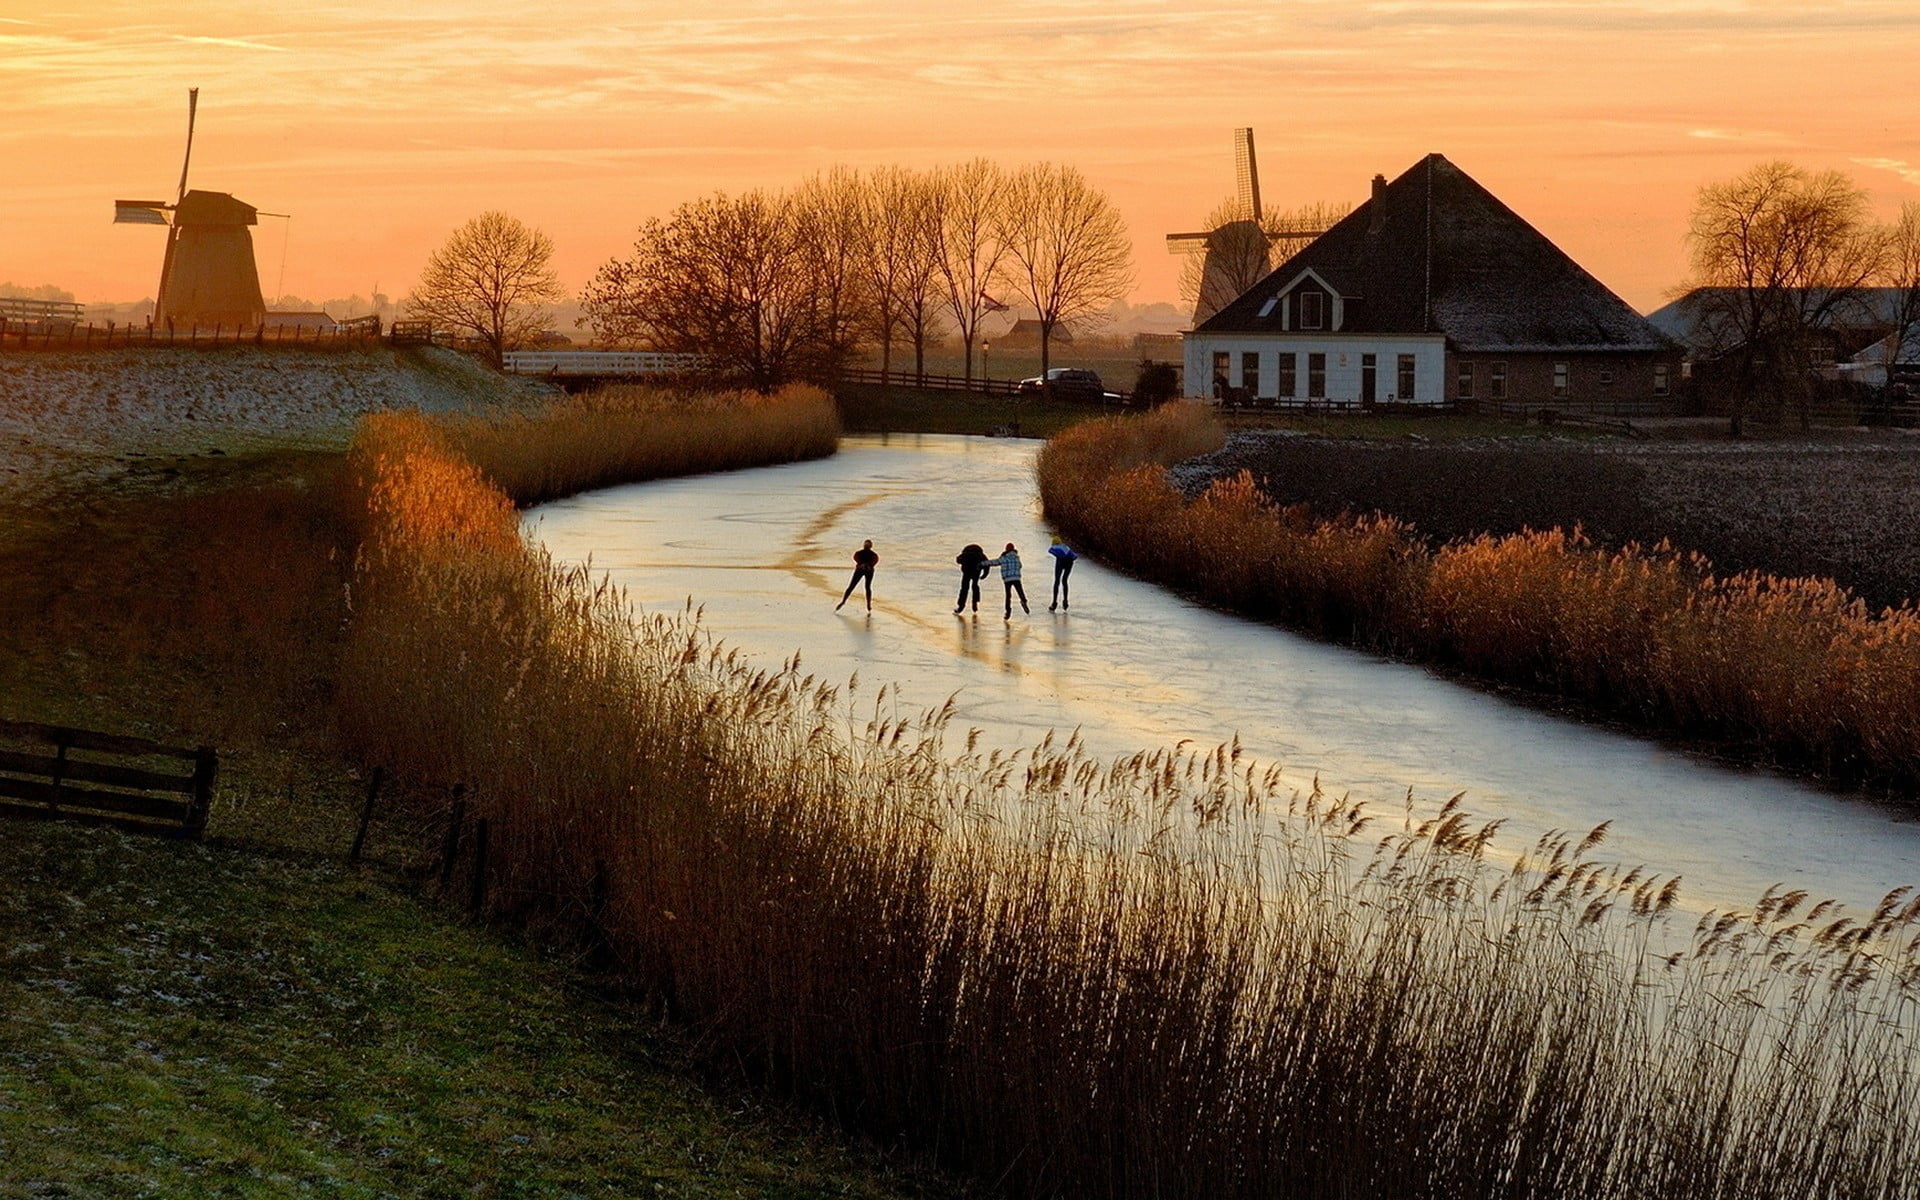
347, 766, 385, 864
49, 738, 69, 812
469, 818, 490, 916
186, 747, 217, 839
438, 785, 467, 888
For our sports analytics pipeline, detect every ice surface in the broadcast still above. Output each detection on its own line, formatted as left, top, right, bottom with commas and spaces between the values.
527, 433, 1920, 915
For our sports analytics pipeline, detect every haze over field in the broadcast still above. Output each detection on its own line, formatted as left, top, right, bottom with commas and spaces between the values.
3, 0, 1917, 313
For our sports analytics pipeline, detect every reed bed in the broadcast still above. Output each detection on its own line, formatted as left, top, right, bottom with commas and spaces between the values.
336, 397, 1920, 1197
438, 382, 839, 505
1039, 403, 1920, 790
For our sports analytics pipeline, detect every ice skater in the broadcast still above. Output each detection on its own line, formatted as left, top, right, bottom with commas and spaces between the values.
1048, 542, 1078, 610
954, 543, 988, 613
985, 542, 1028, 618
836, 539, 879, 611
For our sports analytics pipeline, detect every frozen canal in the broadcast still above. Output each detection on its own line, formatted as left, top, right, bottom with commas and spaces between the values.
526, 433, 1920, 916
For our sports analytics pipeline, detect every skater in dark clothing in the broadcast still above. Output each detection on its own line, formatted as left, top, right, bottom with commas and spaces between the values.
985, 543, 1028, 618
954, 543, 988, 613
837, 539, 879, 611
1048, 542, 1077, 610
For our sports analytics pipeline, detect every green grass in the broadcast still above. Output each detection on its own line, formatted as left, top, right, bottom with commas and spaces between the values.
0, 822, 959, 1199
0, 369, 967, 1198
833, 382, 1110, 439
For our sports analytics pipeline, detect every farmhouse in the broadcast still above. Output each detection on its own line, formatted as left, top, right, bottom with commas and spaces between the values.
1184, 154, 1679, 411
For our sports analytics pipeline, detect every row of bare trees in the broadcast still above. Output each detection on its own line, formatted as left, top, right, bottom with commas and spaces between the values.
1686, 161, 1920, 431
578, 160, 1133, 391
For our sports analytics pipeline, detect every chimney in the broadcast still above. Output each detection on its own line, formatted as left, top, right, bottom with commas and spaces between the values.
1368, 174, 1388, 235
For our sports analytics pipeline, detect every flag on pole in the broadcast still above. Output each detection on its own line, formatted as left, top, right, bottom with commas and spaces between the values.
114, 200, 171, 226
978, 290, 1009, 312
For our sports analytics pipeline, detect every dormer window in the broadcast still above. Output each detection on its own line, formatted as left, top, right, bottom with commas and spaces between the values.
1299, 290, 1325, 330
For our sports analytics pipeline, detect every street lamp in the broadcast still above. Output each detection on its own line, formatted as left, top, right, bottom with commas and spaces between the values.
982, 340, 991, 392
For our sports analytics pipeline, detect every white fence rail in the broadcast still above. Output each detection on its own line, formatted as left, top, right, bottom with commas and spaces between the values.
502, 350, 703, 377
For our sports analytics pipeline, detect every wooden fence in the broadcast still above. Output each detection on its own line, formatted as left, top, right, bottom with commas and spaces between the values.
0, 320, 384, 351
839, 366, 1023, 396
0, 719, 216, 839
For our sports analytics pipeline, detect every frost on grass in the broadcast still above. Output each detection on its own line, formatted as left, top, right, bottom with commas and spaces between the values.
0, 345, 551, 501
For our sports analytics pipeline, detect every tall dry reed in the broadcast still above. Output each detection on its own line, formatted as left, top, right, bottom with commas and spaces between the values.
334, 394, 1920, 1197
1039, 402, 1920, 790
439, 382, 839, 505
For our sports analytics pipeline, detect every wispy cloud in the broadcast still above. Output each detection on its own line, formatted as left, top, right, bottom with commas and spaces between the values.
167, 34, 288, 52
1853, 157, 1920, 189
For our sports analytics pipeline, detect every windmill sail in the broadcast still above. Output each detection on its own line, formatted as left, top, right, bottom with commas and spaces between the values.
1234, 127, 1262, 222
114, 200, 172, 225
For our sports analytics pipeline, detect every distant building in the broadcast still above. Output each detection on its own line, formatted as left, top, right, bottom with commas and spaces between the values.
1647, 287, 1911, 364
1185, 154, 1680, 411
1134, 332, 1183, 362
262, 309, 336, 332
994, 319, 1072, 349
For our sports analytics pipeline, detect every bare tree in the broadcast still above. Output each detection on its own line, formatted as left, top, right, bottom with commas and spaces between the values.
933, 159, 1010, 386
404, 211, 565, 364
1885, 202, 1920, 391
1686, 162, 1887, 433
1178, 198, 1350, 321
997, 162, 1133, 378
860, 166, 945, 381
792, 168, 874, 376
581, 189, 866, 391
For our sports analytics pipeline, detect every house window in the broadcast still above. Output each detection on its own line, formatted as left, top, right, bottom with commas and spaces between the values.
1397, 354, 1417, 401
1653, 363, 1671, 396
1456, 361, 1474, 400
1490, 362, 1507, 400
1553, 362, 1570, 398
1212, 351, 1230, 396
1242, 351, 1260, 396
1599, 368, 1615, 387
1308, 352, 1326, 399
1299, 290, 1325, 331
1278, 352, 1297, 398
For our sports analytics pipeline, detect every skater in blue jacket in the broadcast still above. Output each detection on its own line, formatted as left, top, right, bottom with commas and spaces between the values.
1048, 542, 1077, 611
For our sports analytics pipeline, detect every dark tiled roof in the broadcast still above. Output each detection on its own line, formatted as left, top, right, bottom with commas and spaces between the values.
1197, 154, 1671, 352
1648, 287, 1911, 353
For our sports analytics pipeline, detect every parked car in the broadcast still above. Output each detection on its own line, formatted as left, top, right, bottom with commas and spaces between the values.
1015, 367, 1104, 400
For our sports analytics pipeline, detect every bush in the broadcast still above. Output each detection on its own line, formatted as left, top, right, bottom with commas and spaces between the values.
1131, 359, 1180, 406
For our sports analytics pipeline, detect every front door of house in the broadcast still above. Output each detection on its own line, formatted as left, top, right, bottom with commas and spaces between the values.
1361, 354, 1377, 407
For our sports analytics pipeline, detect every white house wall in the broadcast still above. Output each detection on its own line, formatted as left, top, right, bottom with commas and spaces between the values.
1183, 335, 1450, 405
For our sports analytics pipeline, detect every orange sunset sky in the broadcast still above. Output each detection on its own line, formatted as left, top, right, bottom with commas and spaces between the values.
3, 0, 1917, 317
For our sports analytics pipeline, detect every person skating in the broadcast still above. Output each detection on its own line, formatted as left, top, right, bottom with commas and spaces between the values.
985, 542, 1028, 618
836, 539, 879, 611
954, 543, 988, 613
1048, 542, 1078, 610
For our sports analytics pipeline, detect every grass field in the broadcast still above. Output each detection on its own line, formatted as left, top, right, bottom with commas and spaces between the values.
1190, 425, 1920, 611
833, 381, 1113, 439
0, 374, 956, 1198
0, 822, 957, 1199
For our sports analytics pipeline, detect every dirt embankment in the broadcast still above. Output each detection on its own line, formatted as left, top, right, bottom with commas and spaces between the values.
1178, 429, 1920, 610
0, 343, 551, 501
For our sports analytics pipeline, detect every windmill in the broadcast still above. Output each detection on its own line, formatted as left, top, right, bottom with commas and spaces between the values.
115, 89, 281, 330
1167, 128, 1327, 324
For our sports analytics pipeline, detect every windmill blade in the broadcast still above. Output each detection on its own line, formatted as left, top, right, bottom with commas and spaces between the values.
176, 87, 199, 205
114, 200, 172, 226
1166, 232, 1212, 254
1234, 128, 1262, 222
